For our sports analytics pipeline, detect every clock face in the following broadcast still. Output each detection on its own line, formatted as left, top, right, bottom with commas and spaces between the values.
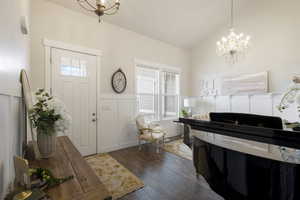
111, 69, 127, 93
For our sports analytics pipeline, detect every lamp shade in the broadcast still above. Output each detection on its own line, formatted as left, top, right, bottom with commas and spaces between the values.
184, 98, 196, 108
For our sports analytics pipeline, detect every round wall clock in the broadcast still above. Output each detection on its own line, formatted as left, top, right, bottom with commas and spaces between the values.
111, 68, 127, 94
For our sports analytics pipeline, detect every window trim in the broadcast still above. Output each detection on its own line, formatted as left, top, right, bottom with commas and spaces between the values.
135, 58, 181, 121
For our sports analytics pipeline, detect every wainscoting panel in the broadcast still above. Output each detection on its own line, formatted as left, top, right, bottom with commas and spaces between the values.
195, 93, 297, 122
215, 96, 230, 112
0, 94, 23, 198
98, 94, 181, 153
117, 99, 138, 148
250, 95, 273, 116
98, 99, 120, 153
231, 96, 250, 113
98, 95, 139, 153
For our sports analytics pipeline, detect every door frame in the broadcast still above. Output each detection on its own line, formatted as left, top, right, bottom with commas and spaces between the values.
43, 38, 102, 154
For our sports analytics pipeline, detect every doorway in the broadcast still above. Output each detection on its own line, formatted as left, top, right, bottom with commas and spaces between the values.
50, 47, 98, 156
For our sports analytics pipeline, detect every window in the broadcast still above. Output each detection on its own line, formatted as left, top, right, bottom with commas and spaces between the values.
136, 61, 180, 121
136, 66, 159, 120
60, 57, 87, 77
161, 71, 180, 119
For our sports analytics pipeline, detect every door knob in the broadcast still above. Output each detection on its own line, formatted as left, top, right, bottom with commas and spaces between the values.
92, 119, 97, 122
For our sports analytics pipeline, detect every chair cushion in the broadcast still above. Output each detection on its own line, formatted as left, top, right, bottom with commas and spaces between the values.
151, 126, 164, 132
139, 132, 165, 141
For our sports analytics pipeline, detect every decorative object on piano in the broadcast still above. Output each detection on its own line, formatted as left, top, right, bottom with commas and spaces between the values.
277, 77, 300, 115
276, 77, 300, 161
111, 68, 127, 94
183, 98, 196, 117
220, 71, 268, 95
20, 70, 41, 160
29, 89, 71, 158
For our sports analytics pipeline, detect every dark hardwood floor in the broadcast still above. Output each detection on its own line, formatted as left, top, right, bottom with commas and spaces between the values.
109, 143, 224, 200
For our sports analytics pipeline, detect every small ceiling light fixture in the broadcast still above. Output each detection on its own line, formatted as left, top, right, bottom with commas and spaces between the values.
216, 0, 251, 64
77, 0, 120, 22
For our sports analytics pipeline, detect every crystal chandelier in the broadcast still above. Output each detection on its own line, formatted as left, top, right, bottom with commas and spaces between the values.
216, 0, 251, 64
77, 0, 120, 22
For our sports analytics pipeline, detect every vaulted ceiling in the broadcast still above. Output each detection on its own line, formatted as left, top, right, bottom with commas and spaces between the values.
47, 0, 248, 49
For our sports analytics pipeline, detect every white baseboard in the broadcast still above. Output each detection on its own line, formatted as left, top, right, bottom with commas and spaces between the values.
99, 141, 139, 153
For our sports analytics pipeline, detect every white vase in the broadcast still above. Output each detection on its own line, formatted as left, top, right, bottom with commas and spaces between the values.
37, 130, 57, 158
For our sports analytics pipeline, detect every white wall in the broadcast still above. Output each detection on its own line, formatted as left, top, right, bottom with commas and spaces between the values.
30, 0, 190, 152
191, 0, 300, 96
0, 0, 30, 198
30, 0, 191, 95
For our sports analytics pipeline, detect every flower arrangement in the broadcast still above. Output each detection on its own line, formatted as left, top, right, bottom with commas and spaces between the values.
29, 89, 71, 135
277, 83, 300, 113
277, 82, 300, 132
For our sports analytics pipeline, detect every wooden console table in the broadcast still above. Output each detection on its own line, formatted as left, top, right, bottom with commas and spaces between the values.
29, 136, 112, 200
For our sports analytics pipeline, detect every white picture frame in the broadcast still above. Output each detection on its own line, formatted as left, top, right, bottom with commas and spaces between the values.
220, 71, 269, 95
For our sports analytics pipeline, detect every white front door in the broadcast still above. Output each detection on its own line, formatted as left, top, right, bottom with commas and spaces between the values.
51, 48, 97, 156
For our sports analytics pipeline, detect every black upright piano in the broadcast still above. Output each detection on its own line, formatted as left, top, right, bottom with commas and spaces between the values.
179, 113, 300, 200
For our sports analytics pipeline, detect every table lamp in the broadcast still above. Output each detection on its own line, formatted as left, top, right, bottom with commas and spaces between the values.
183, 98, 196, 117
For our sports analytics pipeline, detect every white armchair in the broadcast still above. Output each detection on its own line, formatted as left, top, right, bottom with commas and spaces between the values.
136, 114, 166, 153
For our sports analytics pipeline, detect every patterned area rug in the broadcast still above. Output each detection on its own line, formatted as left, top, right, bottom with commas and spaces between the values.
85, 154, 144, 200
163, 139, 193, 160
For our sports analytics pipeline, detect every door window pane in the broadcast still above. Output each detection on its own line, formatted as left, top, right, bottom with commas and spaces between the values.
60, 57, 87, 77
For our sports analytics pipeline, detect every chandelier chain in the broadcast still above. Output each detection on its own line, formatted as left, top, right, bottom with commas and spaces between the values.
230, 0, 234, 29
77, 0, 120, 22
